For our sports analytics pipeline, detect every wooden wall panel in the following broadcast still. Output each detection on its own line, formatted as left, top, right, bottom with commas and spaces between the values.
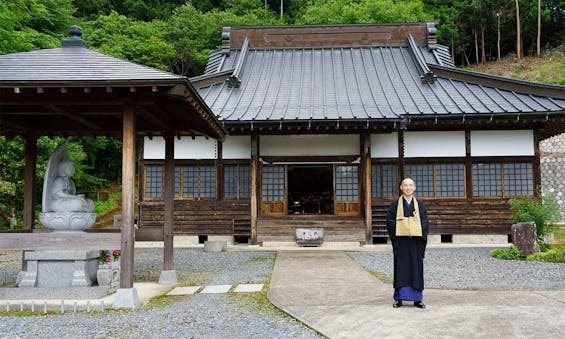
138, 200, 251, 237
372, 198, 512, 235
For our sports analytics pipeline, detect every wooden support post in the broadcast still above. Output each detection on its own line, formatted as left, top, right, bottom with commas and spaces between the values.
23, 133, 37, 231
120, 99, 136, 289
533, 129, 541, 192
250, 134, 259, 244
465, 130, 473, 198
163, 130, 174, 271
361, 134, 372, 244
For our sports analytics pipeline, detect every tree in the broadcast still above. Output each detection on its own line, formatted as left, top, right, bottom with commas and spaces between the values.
537, 0, 541, 56
515, 0, 522, 58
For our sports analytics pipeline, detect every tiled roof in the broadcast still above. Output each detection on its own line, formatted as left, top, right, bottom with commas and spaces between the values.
196, 45, 565, 122
0, 46, 184, 85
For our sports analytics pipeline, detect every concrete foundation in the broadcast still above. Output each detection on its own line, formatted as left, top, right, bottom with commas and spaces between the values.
452, 234, 508, 244
204, 241, 227, 252
112, 288, 140, 309
158, 270, 178, 285
208, 235, 234, 245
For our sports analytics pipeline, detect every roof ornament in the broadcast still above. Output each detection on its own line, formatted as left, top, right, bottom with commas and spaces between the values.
228, 37, 249, 88
61, 25, 88, 48
407, 34, 436, 84
426, 22, 438, 49
221, 27, 231, 55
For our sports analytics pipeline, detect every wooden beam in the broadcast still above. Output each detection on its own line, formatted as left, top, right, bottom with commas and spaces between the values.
120, 98, 136, 289
45, 104, 103, 130
163, 129, 174, 271
250, 134, 259, 244
0, 232, 121, 251
23, 133, 37, 231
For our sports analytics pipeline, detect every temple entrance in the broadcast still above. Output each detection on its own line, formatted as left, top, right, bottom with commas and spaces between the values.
287, 165, 333, 215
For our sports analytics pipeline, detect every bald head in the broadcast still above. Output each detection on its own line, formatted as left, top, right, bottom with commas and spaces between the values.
400, 178, 416, 199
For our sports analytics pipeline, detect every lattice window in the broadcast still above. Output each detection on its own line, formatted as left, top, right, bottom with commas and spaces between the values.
473, 163, 502, 197
405, 164, 434, 197
372, 164, 398, 198
224, 164, 251, 199
145, 165, 163, 198
405, 163, 465, 198
503, 163, 533, 196
436, 164, 465, 197
262, 166, 285, 202
473, 162, 533, 197
177, 165, 216, 200
335, 165, 359, 201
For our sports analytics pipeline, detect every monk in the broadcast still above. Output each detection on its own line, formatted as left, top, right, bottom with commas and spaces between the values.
386, 178, 429, 309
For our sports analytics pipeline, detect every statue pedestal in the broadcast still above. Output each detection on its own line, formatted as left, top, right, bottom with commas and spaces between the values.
39, 212, 96, 232
18, 250, 99, 288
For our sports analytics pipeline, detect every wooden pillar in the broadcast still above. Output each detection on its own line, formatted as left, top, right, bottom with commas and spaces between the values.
361, 133, 372, 244
398, 130, 405, 181
250, 134, 259, 244
120, 99, 136, 289
23, 133, 37, 231
465, 130, 473, 198
163, 130, 174, 271
533, 129, 541, 192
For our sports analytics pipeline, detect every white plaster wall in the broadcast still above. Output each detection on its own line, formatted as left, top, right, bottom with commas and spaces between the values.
404, 131, 465, 158
471, 130, 534, 156
222, 136, 251, 159
371, 132, 398, 158
260, 134, 359, 156
143, 136, 217, 159
143, 136, 166, 159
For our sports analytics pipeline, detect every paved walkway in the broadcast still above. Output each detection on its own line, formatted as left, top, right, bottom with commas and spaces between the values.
268, 251, 565, 339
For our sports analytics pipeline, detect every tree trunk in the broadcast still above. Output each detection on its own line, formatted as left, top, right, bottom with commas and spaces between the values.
497, 13, 501, 62
481, 24, 486, 64
515, 0, 522, 58
537, 0, 541, 56
474, 29, 479, 66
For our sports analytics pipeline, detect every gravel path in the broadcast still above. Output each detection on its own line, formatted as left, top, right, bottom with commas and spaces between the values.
0, 249, 323, 339
1, 247, 564, 338
349, 247, 565, 290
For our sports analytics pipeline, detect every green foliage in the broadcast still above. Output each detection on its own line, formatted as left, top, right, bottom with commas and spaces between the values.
509, 193, 562, 242
490, 246, 522, 260
296, 0, 431, 25
526, 245, 565, 263
0, 0, 74, 54
93, 191, 121, 215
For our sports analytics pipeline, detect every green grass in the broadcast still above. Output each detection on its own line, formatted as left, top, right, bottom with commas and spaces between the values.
367, 270, 393, 284
93, 191, 121, 215
526, 245, 565, 263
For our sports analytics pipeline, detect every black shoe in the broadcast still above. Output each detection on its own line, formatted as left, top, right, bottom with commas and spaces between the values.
414, 301, 426, 309
393, 300, 402, 308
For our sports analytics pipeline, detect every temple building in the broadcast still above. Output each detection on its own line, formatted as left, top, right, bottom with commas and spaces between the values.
137, 23, 565, 245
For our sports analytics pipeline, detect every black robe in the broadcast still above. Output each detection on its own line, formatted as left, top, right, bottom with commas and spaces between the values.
386, 197, 429, 290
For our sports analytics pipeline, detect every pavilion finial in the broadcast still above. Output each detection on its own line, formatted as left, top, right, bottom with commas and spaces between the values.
62, 25, 88, 48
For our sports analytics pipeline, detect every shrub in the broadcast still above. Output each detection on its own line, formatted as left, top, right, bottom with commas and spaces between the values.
509, 193, 562, 243
526, 246, 565, 263
490, 246, 522, 260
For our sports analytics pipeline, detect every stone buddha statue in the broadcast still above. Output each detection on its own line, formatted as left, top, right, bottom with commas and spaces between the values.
40, 144, 96, 231
49, 160, 94, 213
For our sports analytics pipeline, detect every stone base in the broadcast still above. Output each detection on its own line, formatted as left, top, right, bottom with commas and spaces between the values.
204, 241, 227, 252
158, 270, 178, 285
112, 288, 140, 309
173, 236, 199, 246
18, 250, 99, 288
0, 285, 115, 300
427, 235, 442, 244
207, 235, 234, 245
452, 234, 509, 244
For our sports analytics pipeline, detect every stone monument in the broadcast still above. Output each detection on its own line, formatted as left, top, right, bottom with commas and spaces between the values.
511, 222, 540, 256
